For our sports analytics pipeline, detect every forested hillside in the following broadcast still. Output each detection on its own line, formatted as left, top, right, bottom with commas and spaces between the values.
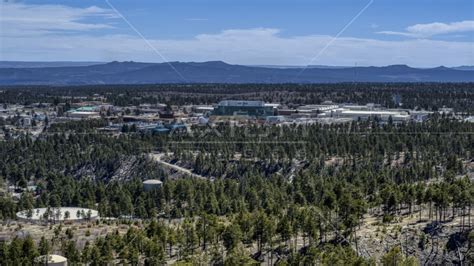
0, 84, 473, 264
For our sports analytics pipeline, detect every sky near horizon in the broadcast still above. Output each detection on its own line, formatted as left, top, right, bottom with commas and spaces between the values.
0, 0, 473, 67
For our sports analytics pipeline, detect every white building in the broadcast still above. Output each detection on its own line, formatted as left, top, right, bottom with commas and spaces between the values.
297, 104, 339, 116
67, 111, 100, 119
322, 108, 410, 122
35, 255, 68, 266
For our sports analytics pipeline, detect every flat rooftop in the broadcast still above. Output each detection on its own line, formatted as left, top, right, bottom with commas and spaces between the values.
339, 110, 408, 115
217, 100, 265, 107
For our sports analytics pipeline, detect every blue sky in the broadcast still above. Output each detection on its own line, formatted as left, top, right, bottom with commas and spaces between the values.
0, 0, 473, 66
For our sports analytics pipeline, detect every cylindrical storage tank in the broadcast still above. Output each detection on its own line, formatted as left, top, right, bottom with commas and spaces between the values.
35, 255, 67, 266
143, 179, 163, 191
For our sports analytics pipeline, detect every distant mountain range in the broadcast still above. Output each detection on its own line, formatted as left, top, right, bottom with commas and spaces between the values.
0, 61, 473, 85
451, 66, 474, 71
0, 61, 102, 68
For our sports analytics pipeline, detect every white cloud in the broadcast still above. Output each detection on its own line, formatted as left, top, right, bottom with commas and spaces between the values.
378, 20, 474, 38
0, 3, 472, 67
0, 2, 118, 36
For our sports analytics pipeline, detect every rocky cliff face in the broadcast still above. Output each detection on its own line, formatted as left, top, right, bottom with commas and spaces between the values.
357, 212, 473, 264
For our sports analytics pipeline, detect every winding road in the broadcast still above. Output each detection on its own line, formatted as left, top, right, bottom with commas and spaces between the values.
149, 153, 207, 179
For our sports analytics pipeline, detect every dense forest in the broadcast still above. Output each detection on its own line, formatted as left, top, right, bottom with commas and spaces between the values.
0, 84, 473, 264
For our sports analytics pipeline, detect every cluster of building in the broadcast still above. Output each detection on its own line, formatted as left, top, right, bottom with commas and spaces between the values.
0, 98, 468, 140
196, 100, 453, 124
0, 103, 54, 140
205, 100, 443, 124
91, 100, 460, 135
82, 100, 471, 132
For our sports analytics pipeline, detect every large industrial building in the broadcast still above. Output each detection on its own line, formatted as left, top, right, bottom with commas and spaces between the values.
212, 100, 276, 118
318, 106, 410, 122
331, 109, 410, 122
315, 103, 411, 122
66, 106, 100, 119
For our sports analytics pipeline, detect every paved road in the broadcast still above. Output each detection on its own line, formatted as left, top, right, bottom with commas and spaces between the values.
149, 153, 207, 179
